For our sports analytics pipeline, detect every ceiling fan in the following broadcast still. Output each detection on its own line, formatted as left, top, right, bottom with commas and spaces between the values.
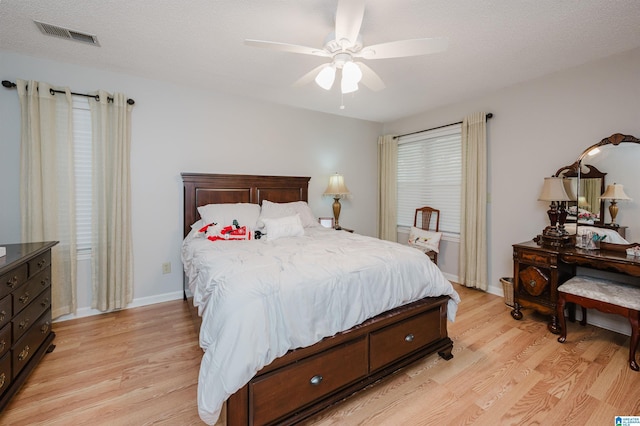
244, 0, 448, 94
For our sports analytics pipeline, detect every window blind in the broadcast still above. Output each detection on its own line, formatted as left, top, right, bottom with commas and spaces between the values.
72, 96, 92, 253
397, 124, 462, 234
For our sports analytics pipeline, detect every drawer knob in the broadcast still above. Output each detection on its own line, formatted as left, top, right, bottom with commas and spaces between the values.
7, 276, 18, 289
19, 292, 30, 304
0, 340, 5, 352
19, 318, 30, 329
18, 345, 30, 361
41, 321, 50, 334
41, 277, 50, 287
41, 298, 50, 308
405, 333, 415, 342
0, 373, 5, 389
309, 375, 323, 386
529, 280, 536, 288
0, 310, 5, 322
37, 259, 46, 268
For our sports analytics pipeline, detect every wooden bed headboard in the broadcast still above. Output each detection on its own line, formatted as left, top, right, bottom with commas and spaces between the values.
181, 173, 311, 237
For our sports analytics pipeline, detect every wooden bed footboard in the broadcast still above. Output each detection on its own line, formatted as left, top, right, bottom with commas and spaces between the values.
181, 173, 454, 425
227, 295, 452, 426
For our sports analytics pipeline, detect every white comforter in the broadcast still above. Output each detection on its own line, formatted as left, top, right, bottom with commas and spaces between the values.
182, 226, 460, 425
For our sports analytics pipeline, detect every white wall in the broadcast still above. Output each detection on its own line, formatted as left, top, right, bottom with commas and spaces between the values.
0, 51, 383, 318
384, 47, 640, 335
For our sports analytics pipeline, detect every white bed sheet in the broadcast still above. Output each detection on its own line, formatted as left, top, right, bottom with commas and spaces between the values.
182, 226, 461, 425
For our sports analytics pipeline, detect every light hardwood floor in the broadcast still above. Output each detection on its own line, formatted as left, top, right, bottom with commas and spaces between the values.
1, 284, 638, 425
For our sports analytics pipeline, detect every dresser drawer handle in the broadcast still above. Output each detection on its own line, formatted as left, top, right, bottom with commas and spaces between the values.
405, 333, 415, 342
0, 310, 5, 322
41, 298, 50, 308
19, 292, 30, 305
7, 276, 18, 289
529, 280, 536, 287
41, 321, 50, 334
0, 373, 5, 389
19, 319, 30, 329
0, 340, 5, 352
18, 345, 30, 361
37, 259, 46, 269
41, 277, 50, 287
309, 375, 323, 386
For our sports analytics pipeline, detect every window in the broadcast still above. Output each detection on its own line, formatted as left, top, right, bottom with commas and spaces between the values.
72, 96, 92, 254
397, 124, 461, 234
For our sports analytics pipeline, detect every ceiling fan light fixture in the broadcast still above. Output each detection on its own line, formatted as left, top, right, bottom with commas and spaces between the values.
342, 61, 363, 84
341, 77, 358, 94
315, 65, 336, 90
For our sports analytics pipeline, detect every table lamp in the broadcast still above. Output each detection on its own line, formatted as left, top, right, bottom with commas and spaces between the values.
599, 183, 631, 226
323, 173, 351, 229
537, 176, 574, 247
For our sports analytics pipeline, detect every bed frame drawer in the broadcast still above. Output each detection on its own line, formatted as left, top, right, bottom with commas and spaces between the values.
250, 336, 368, 425
370, 307, 442, 372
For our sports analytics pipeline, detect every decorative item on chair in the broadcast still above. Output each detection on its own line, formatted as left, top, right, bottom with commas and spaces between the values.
536, 176, 575, 247
599, 183, 631, 226
323, 173, 351, 230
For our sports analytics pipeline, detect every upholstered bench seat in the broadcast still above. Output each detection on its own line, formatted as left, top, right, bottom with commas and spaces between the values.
557, 275, 640, 371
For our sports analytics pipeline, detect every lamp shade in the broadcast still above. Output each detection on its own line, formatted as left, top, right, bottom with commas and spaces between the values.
323, 173, 351, 197
315, 65, 336, 90
600, 183, 632, 201
538, 177, 572, 202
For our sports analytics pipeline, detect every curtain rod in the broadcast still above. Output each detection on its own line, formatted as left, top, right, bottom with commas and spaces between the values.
2, 80, 135, 105
393, 112, 493, 139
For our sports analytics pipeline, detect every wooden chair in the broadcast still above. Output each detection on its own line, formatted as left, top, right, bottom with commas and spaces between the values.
413, 206, 441, 264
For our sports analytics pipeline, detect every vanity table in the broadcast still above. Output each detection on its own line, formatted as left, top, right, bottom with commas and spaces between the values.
513, 133, 640, 333
511, 240, 640, 333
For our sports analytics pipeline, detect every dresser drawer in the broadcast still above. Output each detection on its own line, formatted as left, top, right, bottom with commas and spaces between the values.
12, 309, 52, 379
0, 323, 10, 358
370, 308, 442, 372
0, 352, 11, 396
250, 336, 368, 425
27, 250, 51, 277
517, 250, 555, 267
0, 264, 28, 299
0, 296, 11, 329
12, 290, 51, 342
12, 266, 51, 315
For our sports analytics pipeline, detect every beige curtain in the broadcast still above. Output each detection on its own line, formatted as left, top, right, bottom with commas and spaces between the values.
459, 112, 488, 290
581, 179, 600, 217
17, 80, 77, 318
377, 135, 398, 241
89, 91, 134, 311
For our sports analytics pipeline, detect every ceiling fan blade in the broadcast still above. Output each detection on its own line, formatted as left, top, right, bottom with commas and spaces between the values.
335, 0, 366, 47
244, 39, 330, 57
293, 64, 331, 88
355, 62, 386, 91
355, 37, 448, 59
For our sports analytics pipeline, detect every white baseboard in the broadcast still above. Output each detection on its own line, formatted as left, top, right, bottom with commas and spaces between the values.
54, 290, 184, 323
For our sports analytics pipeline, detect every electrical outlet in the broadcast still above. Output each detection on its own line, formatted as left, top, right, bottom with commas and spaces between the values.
162, 262, 171, 274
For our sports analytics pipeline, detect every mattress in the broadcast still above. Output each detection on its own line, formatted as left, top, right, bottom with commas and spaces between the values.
182, 226, 460, 425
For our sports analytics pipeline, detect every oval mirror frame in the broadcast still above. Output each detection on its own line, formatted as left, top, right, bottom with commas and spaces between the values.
576, 133, 640, 246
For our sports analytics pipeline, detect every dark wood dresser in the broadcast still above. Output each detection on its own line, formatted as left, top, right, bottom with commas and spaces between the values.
0, 241, 57, 411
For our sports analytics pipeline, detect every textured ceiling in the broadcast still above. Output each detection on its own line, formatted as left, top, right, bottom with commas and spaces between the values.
1, 0, 640, 122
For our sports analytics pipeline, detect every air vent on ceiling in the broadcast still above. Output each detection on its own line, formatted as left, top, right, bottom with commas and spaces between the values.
34, 20, 100, 46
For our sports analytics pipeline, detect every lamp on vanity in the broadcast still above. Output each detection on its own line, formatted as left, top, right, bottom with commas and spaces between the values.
599, 183, 631, 226
536, 176, 575, 247
323, 173, 351, 230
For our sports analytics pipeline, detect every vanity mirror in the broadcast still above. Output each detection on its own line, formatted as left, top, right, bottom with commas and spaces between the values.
575, 133, 640, 246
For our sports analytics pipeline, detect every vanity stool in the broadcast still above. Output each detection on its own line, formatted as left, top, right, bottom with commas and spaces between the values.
556, 275, 640, 371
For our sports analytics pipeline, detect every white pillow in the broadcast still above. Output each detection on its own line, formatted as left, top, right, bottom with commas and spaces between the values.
262, 214, 305, 241
408, 226, 442, 253
197, 203, 261, 229
258, 200, 319, 229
